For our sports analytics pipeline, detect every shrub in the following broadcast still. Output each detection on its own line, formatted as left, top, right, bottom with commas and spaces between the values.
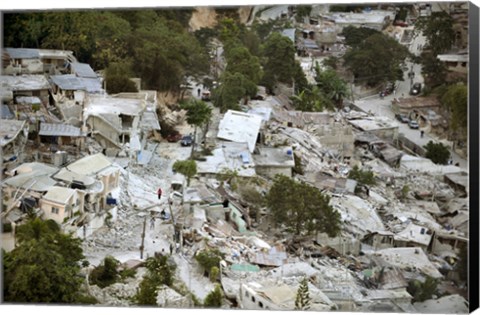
89, 256, 120, 288
203, 284, 223, 307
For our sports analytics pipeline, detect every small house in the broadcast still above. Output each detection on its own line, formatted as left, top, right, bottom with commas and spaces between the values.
40, 186, 83, 225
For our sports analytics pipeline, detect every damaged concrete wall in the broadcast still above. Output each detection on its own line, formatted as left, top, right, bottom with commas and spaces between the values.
255, 165, 292, 179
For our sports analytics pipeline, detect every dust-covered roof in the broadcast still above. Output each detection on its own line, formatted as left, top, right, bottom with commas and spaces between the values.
39, 122, 82, 137
196, 142, 256, 177
65, 153, 112, 176
217, 110, 262, 153
1, 75, 50, 91
70, 62, 97, 78
4, 48, 40, 59
253, 146, 295, 167
0, 119, 26, 146
42, 186, 76, 205
3, 162, 58, 192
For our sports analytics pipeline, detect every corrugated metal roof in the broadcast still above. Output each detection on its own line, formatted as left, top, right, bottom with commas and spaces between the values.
217, 110, 262, 153
39, 122, 81, 137
5, 48, 40, 59
42, 186, 76, 204
50, 74, 85, 90
70, 62, 97, 78
251, 244, 288, 267
78, 77, 103, 93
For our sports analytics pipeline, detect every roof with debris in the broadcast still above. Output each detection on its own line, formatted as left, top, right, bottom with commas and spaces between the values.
394, 222, 433, 246
4, 48, 40, 59
196, 142, 256, 177
250, 244, 288, 267
53, 168, 96, 186
85, 95, 145, 117
42, 186, 76, 204
70, 62, 97, 78
273, 110, 331, 128
140, 110, 161, 130
413, 294, 469, 314
217, 110, 263, 153
253, 146, 295, 168
38, 49, 74, 60
348, 117, 399, 131
3, 162, 59, 192
65, 153, 112, 176
370, 247, 443, 279
50, 74, 103, 93
304, 173, 357, 194
0, 119, 26, 146
330, 194, 385, 237
247, 106, 272, 122
444, 172, 468, 190
39, 122, 82, 137
0, 75, 50, 91
400, 155, 463, 175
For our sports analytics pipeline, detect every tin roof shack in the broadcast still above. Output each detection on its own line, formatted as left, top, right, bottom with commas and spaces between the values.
217, 110, 263, 153
1, 75, 50, 106
40, 186, 83, 225
369, 247, 443, 280
3, 48, 76, 75
0, 119, 28, 168
196, 142, 256, 178
253, 146, 295, 179
49, 74, 102, 108
84, 95, 146, 157
348, 117, 399, 140
3, 48, 43, 75
38, 122, 85, 151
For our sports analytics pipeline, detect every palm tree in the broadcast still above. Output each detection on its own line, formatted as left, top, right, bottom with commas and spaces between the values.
328, 78, 350, 109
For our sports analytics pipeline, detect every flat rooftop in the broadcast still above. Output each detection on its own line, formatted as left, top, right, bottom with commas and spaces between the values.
1, 75, 51, 91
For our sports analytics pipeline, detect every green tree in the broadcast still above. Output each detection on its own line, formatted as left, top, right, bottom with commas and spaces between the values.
89, 256, 120, 288
180, 99, 213, 158
441, 83, 468, 140
322, 56, 339, 70
343, 33, 410, 87
3, 218, 84, 303
203, 284, 223, 307
295, 277, 311, 310
195, 248, 224, 273
213, 71, 256, 112
348, 165, 376, 186
340, 26, 381, 47
134, 255, 176, 305
424, 141, 450, 165
261, 32, 296, 92
225, 46, 263, 85
407, 276, 439, 302
266, 175, 341, 236
295, 5, 312, 22
415, 11, 455, 54
419, 51, 448, 87
172, 160, 197, 186
315, 66, 350, 108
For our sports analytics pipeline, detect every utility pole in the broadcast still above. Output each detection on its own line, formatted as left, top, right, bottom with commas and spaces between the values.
140, 216, 146, 259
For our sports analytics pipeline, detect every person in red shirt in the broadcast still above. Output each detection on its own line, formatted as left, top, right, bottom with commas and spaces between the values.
157, 188, 162, 200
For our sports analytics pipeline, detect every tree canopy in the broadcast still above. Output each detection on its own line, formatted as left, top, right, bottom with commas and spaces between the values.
340, 26, 382, 47
424, 141, 451, 165
3, 218, 85, 303
266, 175, 341, 236
415, 11, 455, 55
441, 83, 468, 140
3, 10, 209, 94
343, 33, 410, 87
173, 159, 197, 186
